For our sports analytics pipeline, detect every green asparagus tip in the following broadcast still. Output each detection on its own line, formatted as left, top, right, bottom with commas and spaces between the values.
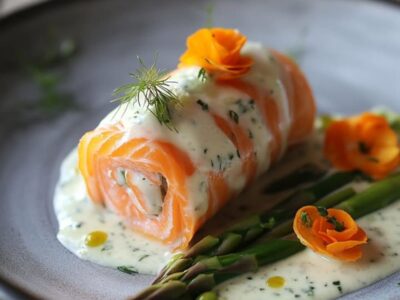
196, 291, 218, 300
185, 236, 220, 258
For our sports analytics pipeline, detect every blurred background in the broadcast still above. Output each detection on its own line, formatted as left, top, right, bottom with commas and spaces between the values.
1, 0, 44, 16
0, 0, 399, 16
1, 0, 400, 139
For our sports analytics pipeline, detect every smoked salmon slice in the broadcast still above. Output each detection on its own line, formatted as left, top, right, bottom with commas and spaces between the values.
78, 49, 315, 249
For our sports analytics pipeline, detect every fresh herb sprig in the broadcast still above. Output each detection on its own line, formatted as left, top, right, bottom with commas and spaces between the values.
112, 57, 180, 130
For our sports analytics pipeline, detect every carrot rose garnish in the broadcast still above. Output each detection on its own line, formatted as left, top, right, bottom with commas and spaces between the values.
178, 28, 253, 80
293, 206, 368, 262
324, 112, 400, 179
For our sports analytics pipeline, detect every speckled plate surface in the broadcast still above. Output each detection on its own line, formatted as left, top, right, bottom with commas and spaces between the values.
0, 0, 400, 299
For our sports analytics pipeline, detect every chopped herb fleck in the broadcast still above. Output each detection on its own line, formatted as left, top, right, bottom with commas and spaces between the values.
75, 222, 83, 228
197, 99, 209, 111
236, 149, 241, 158
197, 68, 207, 82
138, 254, 150, 262
303, 286, 315, 296
248, 129, 254, 139
235, 99, 249, 113
203, 148, 208, 154
101, 244, 113, 251
117, 266, 138, 275
327, 216, 345, 232
228, 110, 239, 124
358, 141, 370, 154
228, 153, 234, 160
317, 206, 328, 217
217, 154, 223, 170
300, 211, 312, 227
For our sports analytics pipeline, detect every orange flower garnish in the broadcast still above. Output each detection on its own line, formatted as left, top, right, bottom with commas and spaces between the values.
324, 112, 400, 179
178, 28, 253, 80
293, 206, 368, 262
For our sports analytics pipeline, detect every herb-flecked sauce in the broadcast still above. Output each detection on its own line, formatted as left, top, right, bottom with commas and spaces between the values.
55, 140, 400, 299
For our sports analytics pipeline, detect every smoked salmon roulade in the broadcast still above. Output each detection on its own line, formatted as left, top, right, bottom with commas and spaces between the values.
78, 28, 316, 249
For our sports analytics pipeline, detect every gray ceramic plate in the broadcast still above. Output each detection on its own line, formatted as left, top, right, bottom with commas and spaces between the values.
1, 0, 400, 299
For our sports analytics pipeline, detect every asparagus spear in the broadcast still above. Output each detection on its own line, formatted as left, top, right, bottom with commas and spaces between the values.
133, 239, 304, 300
132, 173, 400, 300
263, 163, 327, 193
154, 171, 359, 283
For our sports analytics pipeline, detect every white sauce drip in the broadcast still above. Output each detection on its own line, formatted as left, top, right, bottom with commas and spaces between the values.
54, 150, 172, 274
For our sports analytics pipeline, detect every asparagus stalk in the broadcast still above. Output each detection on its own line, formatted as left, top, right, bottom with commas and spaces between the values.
132, 174, 400, 300
336, 173, 400, 218
132, 239, 304, 300
154, 171, 359, 283
263, 163, 327, 193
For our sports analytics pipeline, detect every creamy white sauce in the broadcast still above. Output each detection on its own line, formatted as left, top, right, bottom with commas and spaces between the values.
216, 199, 400, 300
54, 150, 172, 275
55, 137, 400, 298
242, 43, 293, 158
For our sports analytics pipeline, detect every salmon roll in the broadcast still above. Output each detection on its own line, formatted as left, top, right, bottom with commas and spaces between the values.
78, 35, 315, 249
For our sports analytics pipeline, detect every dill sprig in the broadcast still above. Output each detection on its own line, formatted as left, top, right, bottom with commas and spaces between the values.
112, 56, 180, 130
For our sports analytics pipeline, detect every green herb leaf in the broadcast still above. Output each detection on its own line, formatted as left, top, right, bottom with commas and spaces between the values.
197, 68, 208, 82
117, 266, 138, 275
197, 99, 209, 111
358, 142, 370, 155
300, 211, 312, 228
327, 216, 345, 232
228, 110, 239, 124
317, 206, 328, 217
112, 56, 180, 130
138, 254, 150, 262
